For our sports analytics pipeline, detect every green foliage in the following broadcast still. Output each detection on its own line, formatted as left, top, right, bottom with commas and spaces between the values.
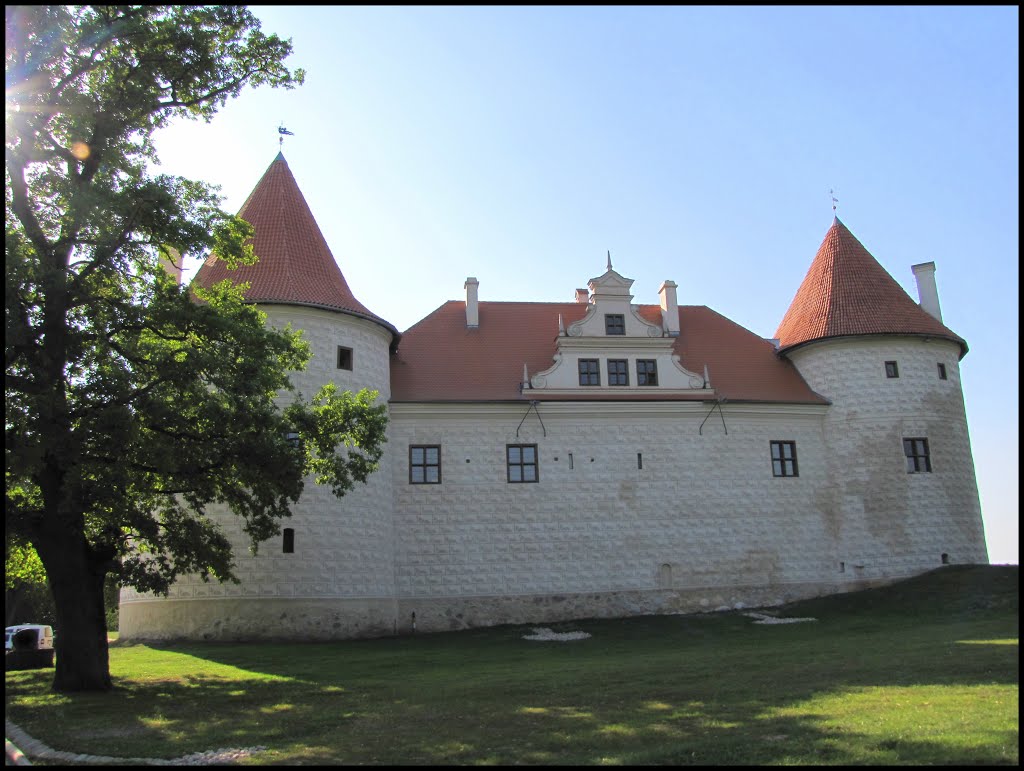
5, 538, 47, 590
5, 6, 385, 689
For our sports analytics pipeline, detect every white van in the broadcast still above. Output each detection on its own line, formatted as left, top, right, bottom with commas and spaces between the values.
5, 624, 55, 651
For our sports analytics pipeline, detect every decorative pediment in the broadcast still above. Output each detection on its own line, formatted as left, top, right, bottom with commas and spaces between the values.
523, 256, 710, 396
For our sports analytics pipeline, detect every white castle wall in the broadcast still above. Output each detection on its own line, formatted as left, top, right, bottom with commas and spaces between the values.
786, 336, 988, 578
387, 401, 866, 633
121, 322, 989, 641
120, 307, 399, 640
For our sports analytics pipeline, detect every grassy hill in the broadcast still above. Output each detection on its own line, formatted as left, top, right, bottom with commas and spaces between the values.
6, 564, 1018, 765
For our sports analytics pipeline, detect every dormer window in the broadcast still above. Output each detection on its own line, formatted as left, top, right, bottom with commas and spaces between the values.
578, 359, 600, 386
608, 359, 629, 385
605, 314, 625, 335
637, 359, 658, 386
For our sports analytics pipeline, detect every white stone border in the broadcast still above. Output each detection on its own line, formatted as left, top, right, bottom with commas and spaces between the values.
5, 719, 267, 766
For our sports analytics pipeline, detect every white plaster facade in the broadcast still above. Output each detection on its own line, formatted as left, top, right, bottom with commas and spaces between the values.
120, 276, 988, 641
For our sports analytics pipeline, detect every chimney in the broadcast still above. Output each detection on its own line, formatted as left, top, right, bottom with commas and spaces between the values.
465, 277, 479, 328
911, 262, 943, 323
159, 247, 182, 286
574, 288, 589, 303
659, 280, 680, 337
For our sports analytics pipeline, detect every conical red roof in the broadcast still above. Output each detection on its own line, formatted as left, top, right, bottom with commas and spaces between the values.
775, 218, 966, 357
193, 153, 397, 343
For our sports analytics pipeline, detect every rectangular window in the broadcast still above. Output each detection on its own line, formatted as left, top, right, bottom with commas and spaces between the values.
409, 445, 441, 484
578, 359, 600, 386
904, 438, 931, 473
937, 363, 947, 380
337, 346, 353, 370
885, 360, 899, 378
605, 314, 625, 335
607, 359, 629, 386
283, 528, 295, 554
507, 444, 538, 483
770, 441, 799, 477
637, 359, 658, 386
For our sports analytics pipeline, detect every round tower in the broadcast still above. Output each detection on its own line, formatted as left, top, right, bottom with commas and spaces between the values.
119, 153, 400, 640
775, 218, 987, 585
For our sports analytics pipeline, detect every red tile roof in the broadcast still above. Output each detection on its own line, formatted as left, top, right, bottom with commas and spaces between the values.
775, 218, 967, 357
390, 302, 827, 404
192, 153, 398, 344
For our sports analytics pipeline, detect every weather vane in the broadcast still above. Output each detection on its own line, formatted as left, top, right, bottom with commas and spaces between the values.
278, 122, 295, 148
830, 188, 839, 215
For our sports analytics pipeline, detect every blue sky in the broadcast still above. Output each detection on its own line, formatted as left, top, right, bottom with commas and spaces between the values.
153, 6, 1018, 564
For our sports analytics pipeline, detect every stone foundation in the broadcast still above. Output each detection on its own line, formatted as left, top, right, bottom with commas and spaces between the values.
119, 577, 897, 642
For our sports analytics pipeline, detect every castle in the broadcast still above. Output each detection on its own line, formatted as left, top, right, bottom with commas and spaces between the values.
119, 153, 988, 640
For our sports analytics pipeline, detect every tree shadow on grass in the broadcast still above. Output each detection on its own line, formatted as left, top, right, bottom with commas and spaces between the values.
7, 601, 1017, 765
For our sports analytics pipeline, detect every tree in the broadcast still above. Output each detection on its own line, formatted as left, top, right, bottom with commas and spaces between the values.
6, 6, 390, 692
5, 538, 56, 627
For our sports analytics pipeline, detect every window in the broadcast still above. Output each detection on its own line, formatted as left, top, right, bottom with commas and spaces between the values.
937, 363, 947, 380
578, 359, 600, 386
283, 528, 295, 554
904, 438, 931, 473
507, 444, 538, 483
410, 445, 441, 484
337, 346, 353, 370
770, 441, 798, 477
605, 314, 625, 335
607, 359, 629, 386
885, 360, 899, 378
637, 359, 658, 386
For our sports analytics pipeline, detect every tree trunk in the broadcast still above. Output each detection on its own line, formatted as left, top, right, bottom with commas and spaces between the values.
35, 535, 113, 692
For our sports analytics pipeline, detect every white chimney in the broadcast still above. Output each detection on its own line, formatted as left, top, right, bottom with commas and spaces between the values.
659, 280, 680, 337
465, 277, 479, 328
159, 247, 182, 286
574, 288, 589, 303
911, 262, 943, 323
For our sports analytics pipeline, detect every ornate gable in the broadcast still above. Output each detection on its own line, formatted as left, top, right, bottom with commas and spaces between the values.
528, 258, 710, 395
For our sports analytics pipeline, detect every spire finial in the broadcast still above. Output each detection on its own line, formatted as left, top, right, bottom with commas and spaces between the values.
829, 188, 838, 217
606, 250, 612, 271
278, 122, 295, 149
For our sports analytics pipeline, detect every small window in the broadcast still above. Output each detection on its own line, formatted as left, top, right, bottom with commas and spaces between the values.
337, 346, 353, 370
941, 552, 950, 565
605, 314, 625, 335
637, 452, 643, 470
608, 359, 629, 386
283, 528, 295, 553
578, 359, 600, 386
904, 438, 931, 473
637, 359, 658, 386
937, 363, 947, 380
770, 440, 798, 477
410, 445, 441, 484
885, 360, 899, 378
507, 444, 538, 483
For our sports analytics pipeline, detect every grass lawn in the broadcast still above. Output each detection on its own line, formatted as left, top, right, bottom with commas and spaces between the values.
5, 565, 1018, 765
